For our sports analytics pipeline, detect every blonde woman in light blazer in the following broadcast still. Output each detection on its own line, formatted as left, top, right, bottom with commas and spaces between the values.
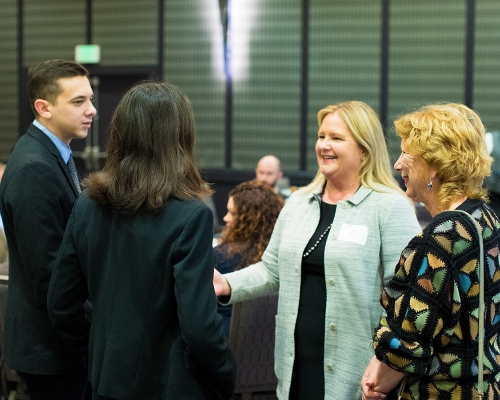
214, 101, 421, 400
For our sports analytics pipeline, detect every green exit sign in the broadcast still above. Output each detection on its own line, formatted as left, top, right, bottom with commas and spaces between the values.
75, 44, 101, 64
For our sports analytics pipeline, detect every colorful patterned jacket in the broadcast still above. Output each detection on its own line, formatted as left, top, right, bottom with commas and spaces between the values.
374, 198, 500, 399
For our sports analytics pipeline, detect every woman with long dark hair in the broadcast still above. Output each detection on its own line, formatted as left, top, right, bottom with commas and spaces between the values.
214, 180, 284, 336
47, 81, 236, 400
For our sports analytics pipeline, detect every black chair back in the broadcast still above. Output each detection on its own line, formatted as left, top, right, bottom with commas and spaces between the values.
228, 294, 278, 400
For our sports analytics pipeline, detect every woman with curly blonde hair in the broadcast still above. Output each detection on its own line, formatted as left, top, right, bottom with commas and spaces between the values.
214, 180, 284, 336
362, 103, 500, 400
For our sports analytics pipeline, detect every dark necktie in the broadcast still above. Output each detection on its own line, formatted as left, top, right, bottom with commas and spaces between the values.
67, 155, 81, 194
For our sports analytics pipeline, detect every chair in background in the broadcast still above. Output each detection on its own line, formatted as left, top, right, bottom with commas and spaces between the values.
228, 294, 278, 400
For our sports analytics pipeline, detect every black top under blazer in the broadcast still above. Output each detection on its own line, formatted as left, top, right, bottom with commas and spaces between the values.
0, 123, 85, 375
48, 191, 236, 400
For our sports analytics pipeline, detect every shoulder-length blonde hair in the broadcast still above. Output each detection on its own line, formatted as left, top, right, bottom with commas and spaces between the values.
84, 81, 211, 216
302, 101, 405, 196
394, 103, 492, 209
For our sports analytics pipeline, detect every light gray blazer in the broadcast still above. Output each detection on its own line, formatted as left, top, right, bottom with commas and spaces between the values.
223, 184, 421, 399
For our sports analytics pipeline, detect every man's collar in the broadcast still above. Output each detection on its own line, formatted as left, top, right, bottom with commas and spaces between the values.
33, 120, 71, 163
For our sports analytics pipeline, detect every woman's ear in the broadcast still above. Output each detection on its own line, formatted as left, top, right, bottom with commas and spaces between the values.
429, 168, 441, 188
430, 167, 438, 181
361, 148, 368, 161
33, 99, 51, 119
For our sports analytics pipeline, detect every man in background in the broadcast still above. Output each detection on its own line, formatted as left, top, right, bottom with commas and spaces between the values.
255, 155, 292, 200
0, 59, 95, 399
255, 155, 283, 193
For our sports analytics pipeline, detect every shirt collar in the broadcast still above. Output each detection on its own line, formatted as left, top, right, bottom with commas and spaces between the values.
310, 184, 373, 205
33, 120, 72, 163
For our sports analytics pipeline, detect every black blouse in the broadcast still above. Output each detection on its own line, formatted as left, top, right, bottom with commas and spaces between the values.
290, 201, 337, 400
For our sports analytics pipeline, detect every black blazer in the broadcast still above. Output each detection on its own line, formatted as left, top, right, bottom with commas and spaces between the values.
48, 192, 236, 399
0, 123, 85, 374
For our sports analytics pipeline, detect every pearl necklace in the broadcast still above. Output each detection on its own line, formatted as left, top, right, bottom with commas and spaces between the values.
303, 224, 332, 258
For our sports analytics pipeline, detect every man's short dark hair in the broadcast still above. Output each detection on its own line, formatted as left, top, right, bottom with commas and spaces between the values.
28, 59, 89, 117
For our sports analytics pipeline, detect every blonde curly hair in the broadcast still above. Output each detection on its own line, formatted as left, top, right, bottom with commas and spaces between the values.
394, 103, 493, 209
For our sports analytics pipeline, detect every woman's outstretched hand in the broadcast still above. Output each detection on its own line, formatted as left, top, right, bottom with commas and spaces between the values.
213, 268, 231, 297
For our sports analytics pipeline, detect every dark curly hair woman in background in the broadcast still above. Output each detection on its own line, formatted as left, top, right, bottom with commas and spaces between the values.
214, 180, 284, 336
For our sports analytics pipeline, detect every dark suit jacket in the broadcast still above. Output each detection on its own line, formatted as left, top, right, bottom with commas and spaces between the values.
213, 243, 243, 338
0, 123, 85, 374
48, 192, 236, 400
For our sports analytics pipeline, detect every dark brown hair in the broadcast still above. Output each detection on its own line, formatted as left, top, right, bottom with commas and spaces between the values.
83, 81, 212, 216
220, 180, 284, 270
28, 59, 89, 117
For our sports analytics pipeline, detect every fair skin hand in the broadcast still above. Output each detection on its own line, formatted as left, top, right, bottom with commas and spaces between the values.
317, 112, 366, 203
213, 268, 231, 297
361, 356, 405, 400
34, 75, 96, 146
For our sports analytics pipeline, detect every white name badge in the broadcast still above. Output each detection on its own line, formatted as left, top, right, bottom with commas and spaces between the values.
338, 223, 369, 246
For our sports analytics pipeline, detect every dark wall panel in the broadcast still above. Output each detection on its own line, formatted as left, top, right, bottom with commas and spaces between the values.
93, 0, 158, 66
24, 1, 86, 66
2, 0, 500, 174
163, 0, 226, 169
308, 0, 382, 171
387, 0, 466, 161
474, 0, 500, 132
0, 0, 18, 160
231, 0, 302, 173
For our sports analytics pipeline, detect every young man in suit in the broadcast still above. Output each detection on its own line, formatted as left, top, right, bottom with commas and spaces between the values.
0, 59, 96, 399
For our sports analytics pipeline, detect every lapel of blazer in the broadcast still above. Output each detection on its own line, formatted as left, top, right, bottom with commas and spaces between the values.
26, 123, 80, 198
